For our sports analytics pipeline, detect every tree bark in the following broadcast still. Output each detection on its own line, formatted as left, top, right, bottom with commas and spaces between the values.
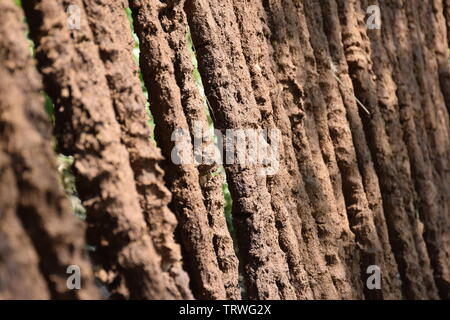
336, 0, 439, 299
0, 146, 50, 300
305, 0, 402, 300
82, 0, 193, 299
23, 0, 170, 299
0, 0, 99, 299
129, 0, 231, 300
186, 0, 297, 299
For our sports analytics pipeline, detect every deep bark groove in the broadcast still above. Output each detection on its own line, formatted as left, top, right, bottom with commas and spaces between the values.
185, 0, 297, 299
82, 0, 193, 299
1, 0, 449, 301
129, 0, 230, 300
23, 0, 170, 299
336, 0, 439, 299
306, 0, 402, 300
0, 0, 99, 299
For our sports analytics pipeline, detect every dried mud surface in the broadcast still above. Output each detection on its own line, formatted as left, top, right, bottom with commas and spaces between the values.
23, 0, 171, 299
0, 0, 98, 299
1, 0, 449, 300
82, 0, 192, 299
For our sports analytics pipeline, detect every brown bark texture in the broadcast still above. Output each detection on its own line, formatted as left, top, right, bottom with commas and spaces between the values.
0, 0, 98, 300
0, 0, 448, 300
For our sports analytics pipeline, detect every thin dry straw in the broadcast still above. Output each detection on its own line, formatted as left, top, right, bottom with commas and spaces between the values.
330, 60, 371, 115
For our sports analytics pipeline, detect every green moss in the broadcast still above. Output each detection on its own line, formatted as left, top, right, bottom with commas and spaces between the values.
43, 91, 55, 122
222, 181, 234, 233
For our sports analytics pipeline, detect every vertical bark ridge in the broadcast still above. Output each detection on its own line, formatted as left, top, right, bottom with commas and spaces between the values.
336, 0, 438, 299
82, 0, 193, 299
431, 0, 450, 112
160, 0, 241, 300
306, 0, 402, 300
445, 0, 450, 48
400, 0, 450, 298
129, 0, 229, 300
320, 3, 398, 298
0, 131, 50, 300
185, 0, 297, 299
262, 0, 359, 299
294, 0, 368, 298
23, 0, 170, 299
253, 0, 342, 299
0, 0, 99, 299
232, 0, 315, 299
345, 0, 411, 300
366, 0, 448, 299
417, 0, 450, 223
406, 0, 450, 217
378, 0, 444, 299
289, 2, 353, 264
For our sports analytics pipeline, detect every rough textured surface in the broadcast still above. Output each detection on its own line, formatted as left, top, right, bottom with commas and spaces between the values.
0, 0, 98, 299
256, 2, 340, 299
263, 0, 359, 299
1, 0, 449, 301
162, 1, 241, 299
232, 0, 316, 299
82, 0, 192, 299
0, 146, 50, 300
336, 0, 439, 299
446, 0, 450, 49
186, 0, 296, 299
306, 0, 402, 300
23, 0, 170, 299
129, 0, 229, 300
394, 0, 450, 299
433, 0, 450, 112
321, 0, 405, 300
